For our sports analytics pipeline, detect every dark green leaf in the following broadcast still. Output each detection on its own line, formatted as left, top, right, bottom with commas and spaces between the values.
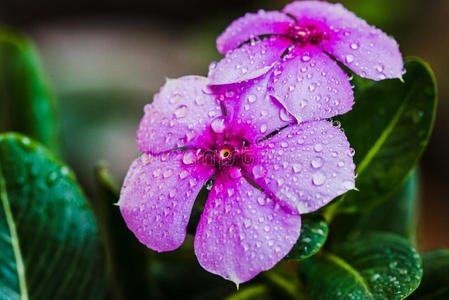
328, 169, 419, 246
0, 133, 103, 299
408, 249, 449, 300
285, 214, 328, 261
298, 232, 422, 299
94, 164, 154, 300
0, 29, 60, 156
332, 58, 436, 214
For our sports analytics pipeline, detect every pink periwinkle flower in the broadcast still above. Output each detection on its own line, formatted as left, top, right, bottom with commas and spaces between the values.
209, 0, 403, 122
119, 75, 355, 284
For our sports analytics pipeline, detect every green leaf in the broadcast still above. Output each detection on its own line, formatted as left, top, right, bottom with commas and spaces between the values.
285, 214, 328, 261
408, 249, 449, 299
328, 169, 419, 246
298, 232, 422, 299
94, 164, 154, 300
0, 133, 104, 299
0, 29, 60, 156
332, 58, 437, 214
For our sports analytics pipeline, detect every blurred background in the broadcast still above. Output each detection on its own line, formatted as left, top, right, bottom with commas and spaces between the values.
0, 0, 447, 251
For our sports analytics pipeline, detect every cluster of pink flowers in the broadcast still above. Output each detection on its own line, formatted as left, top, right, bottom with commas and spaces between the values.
119, 1, 403, 285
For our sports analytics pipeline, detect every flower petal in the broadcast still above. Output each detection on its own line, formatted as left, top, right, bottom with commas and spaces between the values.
209, 37, 291, 86
212, 74, 295, 144
119, 151, 214, 252
137, 76, 222, 154
217, 10, 293, 54
269, 45, 353, 123
248, 121, 355, 214
194, 176, 301, 285
283, 1, 403, 79
323, 28, 403, 80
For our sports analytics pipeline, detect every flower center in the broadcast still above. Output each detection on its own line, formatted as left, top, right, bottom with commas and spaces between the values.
286, 24, 329, 45
219, 148, 231, 159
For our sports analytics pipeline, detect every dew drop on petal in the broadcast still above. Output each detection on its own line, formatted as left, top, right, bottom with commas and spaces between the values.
227, 188, 235, 197
247, 94, 257, 103
292, 163, 303, 173
252, 165, 267, 179
280, 107, 294, 122
301, 54, 311, 62
182, 152, 196, 165
179, 170, 189, 179
229, 167, 242, 179
311, 157, 324, 169
350, 43, 359, 50
174, 105, 189, 118
163, 168, 173, 178
345, 54, 354, 64
211, 116, 227, 133
312, 172, 326, 186
314, 143, 323, 152
260, 124, 267, 133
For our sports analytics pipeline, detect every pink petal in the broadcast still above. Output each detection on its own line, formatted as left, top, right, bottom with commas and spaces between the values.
119, 151, 214, 252
194, 176, 301, 284
323, 28, 403, 80
209, 37, 291, 86
217, 10, 294, 54
269, 45, 353, 123
283, 1, 403, 79
212, 74, 296, 144
248, 121, 355, 214
137, 76, 223, 154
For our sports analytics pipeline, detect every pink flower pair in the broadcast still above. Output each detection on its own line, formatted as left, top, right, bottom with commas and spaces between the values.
119, 1, 403, 285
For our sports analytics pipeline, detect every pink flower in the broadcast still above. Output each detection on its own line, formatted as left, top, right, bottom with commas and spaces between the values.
209, 0, 403, 122
119, 75, 355, 284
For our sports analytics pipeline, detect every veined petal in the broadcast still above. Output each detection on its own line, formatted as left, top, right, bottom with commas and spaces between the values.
137, 76, 222, 154
209, 37, 291, 86
212, 74, 295, 144
284, 1, 403, 79
194, 176, 301, 285
248, 121, 355, 214
217, 10, 294, 54
119, 150, 214, 252
269, 45, 353, 123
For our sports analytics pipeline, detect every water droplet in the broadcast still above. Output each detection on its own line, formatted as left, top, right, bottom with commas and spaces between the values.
314, 144, 323, 152
337, 161, 345, 168
163, 169, 173, 178
312, 172, 326, 186
257, 197, 265, 206
247, 94, 257, 103
281, 142, 288, 148
280, 107, 294, 122
350, 43, 359, 50
46, 170, 59, 186
345, 54, 354, 63
376, 64, 385, 72
153, 168, 162, 177
206, 180, 213, 190
182, 152, 196, 165
260, 124, 267, 133
229, 167, 242, 179
311, 157, 324, 169
179, 170, 189, 179
169, 190, 176, 198
252, 165, 267, 179
292, 163, 303, 173
174, 105, 189, 118
301, 54, 311, 62
211, 116, 227, 133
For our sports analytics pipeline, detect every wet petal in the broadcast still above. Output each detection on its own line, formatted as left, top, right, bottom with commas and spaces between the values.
212, 74, 295, 144
248, 121, 355, 214
283, 1, 403, 79
269, 45, 353, 123
194, 176, 301, 284
323, 28, 403, 80
209, 37, 291, 85
137, 76, 222, 153
217, 10, 293, 54
119, 151, 214, 252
